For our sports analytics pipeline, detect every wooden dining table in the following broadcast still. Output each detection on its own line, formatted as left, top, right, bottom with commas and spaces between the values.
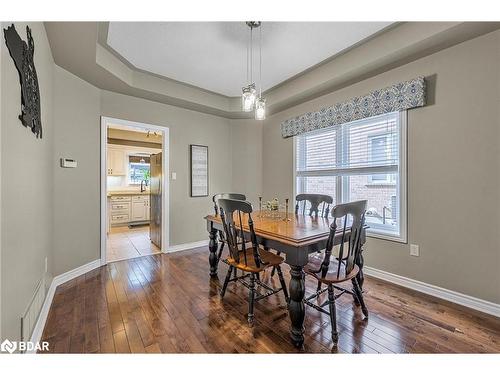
204, 210, 367, 348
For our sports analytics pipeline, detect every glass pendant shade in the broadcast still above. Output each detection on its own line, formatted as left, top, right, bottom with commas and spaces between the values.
255, 97, 266, 120
241, 84, 256, 112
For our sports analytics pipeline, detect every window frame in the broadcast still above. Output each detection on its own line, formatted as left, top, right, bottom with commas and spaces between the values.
293, 111, 407, 243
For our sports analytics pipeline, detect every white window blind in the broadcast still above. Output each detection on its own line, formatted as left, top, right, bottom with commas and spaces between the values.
295, 111, 407, 241
296, 112, 398, 175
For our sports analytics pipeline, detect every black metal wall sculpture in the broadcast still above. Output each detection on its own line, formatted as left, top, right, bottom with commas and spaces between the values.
3, 24, 42, 138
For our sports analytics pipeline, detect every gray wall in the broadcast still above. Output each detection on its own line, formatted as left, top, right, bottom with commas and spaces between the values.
262, 30, 500, 304
51, 77, 265, 273
229, 119, 263, 207
50, 69, 235, 275
1, 22, 54, 341
53, 66, 101, 276
52, 82, 267, 271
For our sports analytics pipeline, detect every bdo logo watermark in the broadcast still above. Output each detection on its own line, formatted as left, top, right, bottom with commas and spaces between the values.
0, 339, 49, 353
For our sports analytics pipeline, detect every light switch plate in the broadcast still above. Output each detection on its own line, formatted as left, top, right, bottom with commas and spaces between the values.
171, 172, 177, 180
410, 244, 419, 257
60, 158, 77, 168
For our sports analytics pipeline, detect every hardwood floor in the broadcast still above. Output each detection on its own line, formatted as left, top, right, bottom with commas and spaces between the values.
40, 247, 500, 353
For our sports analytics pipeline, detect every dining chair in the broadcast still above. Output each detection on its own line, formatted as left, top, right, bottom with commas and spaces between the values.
303, 200, 368, 347
218, 198, 289, 326
295, 193, 334, 218
270, 193, 334, 277
213, 193, 246, 262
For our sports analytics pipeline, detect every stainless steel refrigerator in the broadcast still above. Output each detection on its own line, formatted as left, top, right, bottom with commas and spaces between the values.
150, 152, 162, 248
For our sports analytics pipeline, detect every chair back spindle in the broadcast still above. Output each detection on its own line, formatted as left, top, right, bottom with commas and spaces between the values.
295, 194, 334, 218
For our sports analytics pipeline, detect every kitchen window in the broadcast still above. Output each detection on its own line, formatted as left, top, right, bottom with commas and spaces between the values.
128, 155, 150, 185
294, 111, 407, 242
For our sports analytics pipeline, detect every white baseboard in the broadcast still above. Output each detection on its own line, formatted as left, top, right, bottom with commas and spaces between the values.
364, 266, 500, 318
51, 259, 102, 287
27, 259, 102, 353
166, 239, 209, 253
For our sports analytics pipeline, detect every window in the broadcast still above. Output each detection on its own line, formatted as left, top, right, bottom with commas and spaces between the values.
295, 111, 407, 242
367, 133, 397, 184
128, 155, 150, 185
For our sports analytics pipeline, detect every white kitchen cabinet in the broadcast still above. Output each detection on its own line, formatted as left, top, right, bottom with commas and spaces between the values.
131, 200, 146, 221
109, 194, 149, 226
111, 213, 130, 224
108, 195, 131, 226
131, 195, 150, 222
107, 146, 127, 175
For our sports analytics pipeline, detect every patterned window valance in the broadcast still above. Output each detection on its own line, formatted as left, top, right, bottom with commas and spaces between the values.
281, 77, 426, 138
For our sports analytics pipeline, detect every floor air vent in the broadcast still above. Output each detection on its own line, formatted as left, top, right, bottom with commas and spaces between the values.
20, 277, 46, 351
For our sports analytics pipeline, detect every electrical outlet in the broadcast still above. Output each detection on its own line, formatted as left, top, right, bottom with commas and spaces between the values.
45, 257, 48, 273
410, 244, 419, 257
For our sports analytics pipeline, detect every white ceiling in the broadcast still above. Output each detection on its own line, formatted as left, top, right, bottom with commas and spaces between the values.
107, 22, 392, 97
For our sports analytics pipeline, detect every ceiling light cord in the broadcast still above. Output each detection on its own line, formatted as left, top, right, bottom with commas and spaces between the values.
246, 26, 249, 85
250, 26, 253, 84
259, 25, 262, 97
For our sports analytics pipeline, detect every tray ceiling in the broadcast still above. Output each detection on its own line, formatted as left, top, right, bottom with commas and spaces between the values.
107, 22, 392, 97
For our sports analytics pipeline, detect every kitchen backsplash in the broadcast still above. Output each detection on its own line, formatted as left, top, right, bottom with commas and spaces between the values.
107, 175, 148, 191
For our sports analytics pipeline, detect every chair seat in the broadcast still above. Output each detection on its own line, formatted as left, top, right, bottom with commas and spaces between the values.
304, 252, 359, 284
226, 248, 284, 273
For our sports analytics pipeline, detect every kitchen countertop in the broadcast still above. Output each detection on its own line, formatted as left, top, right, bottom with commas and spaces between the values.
107, 190, 150, 197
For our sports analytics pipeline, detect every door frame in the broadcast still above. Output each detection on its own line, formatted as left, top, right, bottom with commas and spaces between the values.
100, 116, 170, 265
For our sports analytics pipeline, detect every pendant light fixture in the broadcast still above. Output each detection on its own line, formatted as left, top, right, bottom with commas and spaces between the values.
254, 23, 266, 120
255, 97, 266, 120
241, 21, 265, 120
241, 83, 256, 112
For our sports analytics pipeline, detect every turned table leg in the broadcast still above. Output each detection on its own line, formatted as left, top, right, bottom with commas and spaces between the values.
208, 225, 219, 277
355, 244, 365, 291
288, 265, 305, 347
351, 242, 366, 307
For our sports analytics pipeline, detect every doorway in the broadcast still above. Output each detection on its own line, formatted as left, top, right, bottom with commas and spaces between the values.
100, 117, 169, 265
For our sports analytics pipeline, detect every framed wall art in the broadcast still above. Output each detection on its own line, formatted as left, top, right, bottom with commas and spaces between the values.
190, 144, 208, 197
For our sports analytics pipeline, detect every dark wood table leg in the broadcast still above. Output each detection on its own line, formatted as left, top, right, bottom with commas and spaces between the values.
208, 224, 219, 277
350, 242, 366, 307
288, 265, 305, 348
355, 244, 365, 291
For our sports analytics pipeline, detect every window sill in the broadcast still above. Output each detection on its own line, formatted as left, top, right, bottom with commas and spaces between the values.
367, 230, 407, 243
365, 182, 397, 187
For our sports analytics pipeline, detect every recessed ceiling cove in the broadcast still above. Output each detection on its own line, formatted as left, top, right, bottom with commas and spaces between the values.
107, 22, 392, 97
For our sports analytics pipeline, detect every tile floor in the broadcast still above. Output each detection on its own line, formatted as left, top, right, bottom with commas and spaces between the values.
106, 225, 160, 263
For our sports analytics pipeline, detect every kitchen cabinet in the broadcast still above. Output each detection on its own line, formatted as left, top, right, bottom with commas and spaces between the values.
109, 194, 150, 226
131, 195, 150, 222
107, 146, 127, 175
108, 195, 131, 226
